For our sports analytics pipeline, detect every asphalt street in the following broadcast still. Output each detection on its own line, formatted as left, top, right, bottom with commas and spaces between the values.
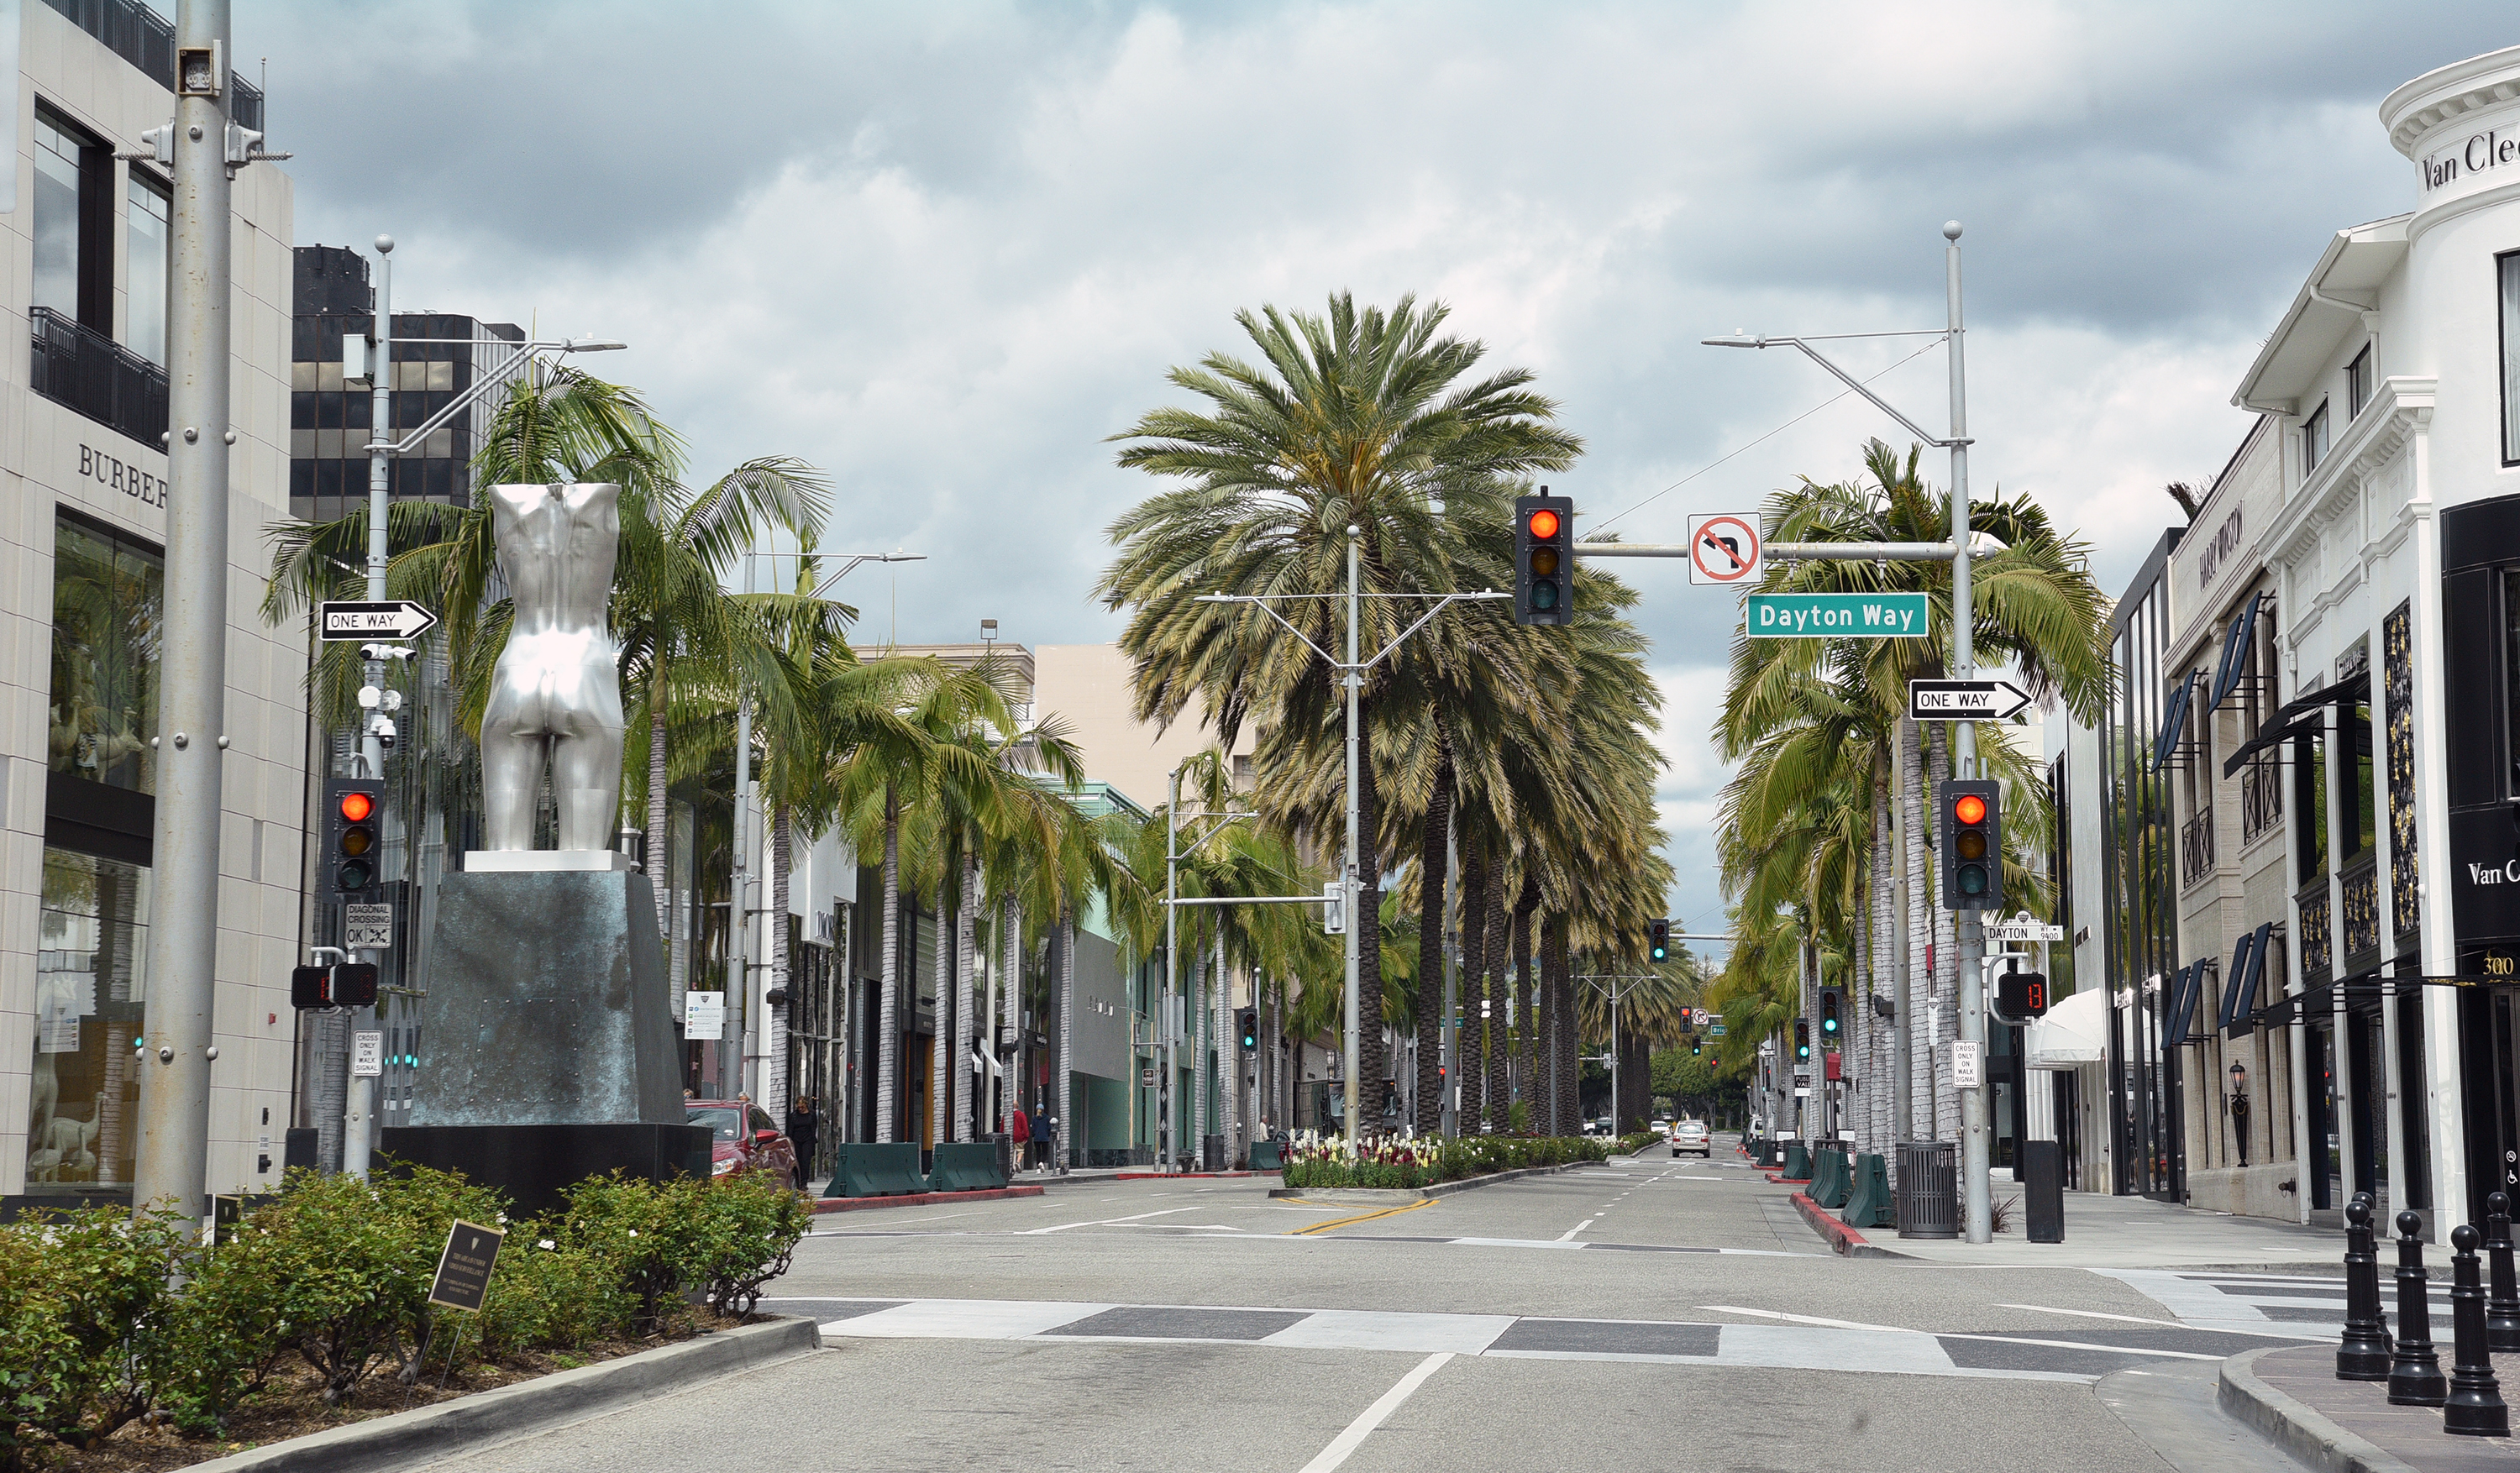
412, 1140, 2315, 1472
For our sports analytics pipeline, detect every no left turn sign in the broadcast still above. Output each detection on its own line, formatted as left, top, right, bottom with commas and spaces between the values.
1688, 513, 1762, 586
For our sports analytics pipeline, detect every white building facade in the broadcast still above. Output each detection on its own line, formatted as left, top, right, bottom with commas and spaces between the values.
0, 0, 298, 1209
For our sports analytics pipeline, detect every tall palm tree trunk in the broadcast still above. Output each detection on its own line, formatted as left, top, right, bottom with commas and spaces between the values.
1354, 710, 1388, 1131
1902, 718, 1933, 1143
1483, 880, 1509, 1132
1057, 915, 1076, 1170
1549, 918, 1577, 1135
1217, 938, 1237, 1163
878, 789, 900, 1141
1458, 848, 1490, 1132
931, 876, 952, 1151
768, 807, 792, 1130
648, 695, 671, 947
1415, 730, 1452, 1136
956, 853, 979, 1143
1511, 873, 1537, 1122
1003, 894, 1021, 1137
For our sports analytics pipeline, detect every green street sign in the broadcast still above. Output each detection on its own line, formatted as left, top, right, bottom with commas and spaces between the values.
1745, 592, 1930, 639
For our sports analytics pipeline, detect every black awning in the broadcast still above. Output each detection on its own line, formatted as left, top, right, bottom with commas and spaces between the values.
2208, 591, 2264, 711
2152, 672, 2201, 773
2169, 959, 2213, 1046
2221, 669, 2371, 778
2222, 921, 2276, 1038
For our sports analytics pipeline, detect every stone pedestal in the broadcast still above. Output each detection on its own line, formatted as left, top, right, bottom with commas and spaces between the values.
379, 869, 701, 1215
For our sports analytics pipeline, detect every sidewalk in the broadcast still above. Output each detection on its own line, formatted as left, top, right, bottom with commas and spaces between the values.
2223, 1342, 2520, 1471
1861, 1188, 2341, 1270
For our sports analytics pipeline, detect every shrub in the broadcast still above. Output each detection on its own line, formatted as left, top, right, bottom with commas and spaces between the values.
0, 1204, 192, 1465
684, 1173, 813, 1318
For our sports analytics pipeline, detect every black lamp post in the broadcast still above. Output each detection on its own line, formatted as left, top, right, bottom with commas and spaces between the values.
2229, 1061, 2251, 1167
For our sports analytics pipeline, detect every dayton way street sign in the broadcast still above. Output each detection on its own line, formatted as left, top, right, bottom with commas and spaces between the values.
1687, 512, 1762, 586
1984, 917, 2066, 943
318, 600, 438, 642
1908, 679, 2031, 721
1746, 591, 1929, 639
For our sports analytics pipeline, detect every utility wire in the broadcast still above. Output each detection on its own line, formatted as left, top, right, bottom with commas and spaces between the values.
1589, 338, 1945, 536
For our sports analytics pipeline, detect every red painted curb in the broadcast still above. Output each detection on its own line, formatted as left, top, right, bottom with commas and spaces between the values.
1112, 1170, 1284, 1180
813, 1185, 1046, 1213
1790, 1191, 1877, 1256
1763, 1172, 1813, 1186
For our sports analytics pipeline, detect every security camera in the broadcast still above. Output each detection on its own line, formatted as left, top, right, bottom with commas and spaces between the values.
360, 643, 417, 662
374, 717, 397, 751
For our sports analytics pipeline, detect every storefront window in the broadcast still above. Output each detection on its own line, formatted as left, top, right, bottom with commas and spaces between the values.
31, 849, 149, 1193
2297, 725, 2328, 883
2502, 251, 2520, 464
49, 515, 162, 794
2345, 703, 2376, 866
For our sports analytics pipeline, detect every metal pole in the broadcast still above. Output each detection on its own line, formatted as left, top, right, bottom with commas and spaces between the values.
1342, 527, 1362, 1151
1945, 222, 1990, 1245
1609, 985, 1620, 1135
730, 694, 751, 1100
339, 237, 397, 1182
134, 0, 234, 1219
1165, 764, 1180, 1172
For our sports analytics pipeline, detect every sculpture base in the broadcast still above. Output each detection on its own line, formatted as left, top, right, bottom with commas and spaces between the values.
463, 849, 635, 873
412, 870, 683, 1128
378, 1124, 710, 1218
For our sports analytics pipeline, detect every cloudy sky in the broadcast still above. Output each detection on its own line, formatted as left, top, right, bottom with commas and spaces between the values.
251, 0, 2512, 937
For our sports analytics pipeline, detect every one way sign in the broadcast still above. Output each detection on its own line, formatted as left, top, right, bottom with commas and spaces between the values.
1908, 679, 2031, 721
318, 600, 439, 642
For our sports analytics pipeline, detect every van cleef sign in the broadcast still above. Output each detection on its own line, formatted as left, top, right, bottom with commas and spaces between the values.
77, 442, 167, 509
2423, 126, 2520, 192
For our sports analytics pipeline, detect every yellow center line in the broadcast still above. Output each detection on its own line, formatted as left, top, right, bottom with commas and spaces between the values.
1285, 1198, 1436, 1236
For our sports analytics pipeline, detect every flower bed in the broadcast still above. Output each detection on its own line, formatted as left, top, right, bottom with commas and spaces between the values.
0, 1165, 810, 1471
1614, 1131, 1661, 1155
1277, 1132, 1612, 1189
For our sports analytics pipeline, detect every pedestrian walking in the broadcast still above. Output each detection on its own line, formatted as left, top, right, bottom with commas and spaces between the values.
1011, 1104, 1032, 1170
788, 1095, 820, 1187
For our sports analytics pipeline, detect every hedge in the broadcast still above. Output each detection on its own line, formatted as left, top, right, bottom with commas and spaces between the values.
1278, 1135, 1613, 1190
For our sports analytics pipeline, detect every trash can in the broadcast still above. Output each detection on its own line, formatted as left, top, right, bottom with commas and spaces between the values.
1202, 1133, 1225, 1172
1896, 1140, 1959, 1240
2021, 1140, 2064, 1243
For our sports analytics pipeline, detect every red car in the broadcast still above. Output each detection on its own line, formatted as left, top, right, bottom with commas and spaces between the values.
688, 1100, 799, 1190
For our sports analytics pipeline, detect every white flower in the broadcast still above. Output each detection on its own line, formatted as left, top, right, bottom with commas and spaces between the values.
537, 1239, 556, 1251
627, 1229, 638, 1238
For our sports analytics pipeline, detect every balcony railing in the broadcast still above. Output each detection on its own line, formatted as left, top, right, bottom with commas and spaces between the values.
38, 0, 264, 130
2341, 855, 2381, 965
2240, 756, 2283, 846
2297, 882, 2334, 983
31, 308, 168, 450
2180, 805, 2217, 890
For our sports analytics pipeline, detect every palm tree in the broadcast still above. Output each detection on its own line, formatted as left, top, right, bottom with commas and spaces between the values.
1102, 291, 1583, 1130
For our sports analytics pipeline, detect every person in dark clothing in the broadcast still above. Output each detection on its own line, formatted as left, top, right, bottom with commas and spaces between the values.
788, 1096, 821, 1188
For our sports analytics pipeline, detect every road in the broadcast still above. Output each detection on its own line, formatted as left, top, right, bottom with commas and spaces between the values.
414, 1140, 2321, 1471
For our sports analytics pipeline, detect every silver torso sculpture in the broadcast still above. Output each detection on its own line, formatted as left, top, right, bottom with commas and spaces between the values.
480, 483, 625, 852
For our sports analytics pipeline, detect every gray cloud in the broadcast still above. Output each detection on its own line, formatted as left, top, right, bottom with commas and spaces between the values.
239, 0, 2514, 934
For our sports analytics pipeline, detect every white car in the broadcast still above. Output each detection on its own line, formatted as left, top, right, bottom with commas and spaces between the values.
1669, 1119, 1712, 1157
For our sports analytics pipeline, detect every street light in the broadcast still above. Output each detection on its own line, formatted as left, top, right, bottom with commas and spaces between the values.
1193, 543, 1508, 1151
2229, 1061, 2251, 1167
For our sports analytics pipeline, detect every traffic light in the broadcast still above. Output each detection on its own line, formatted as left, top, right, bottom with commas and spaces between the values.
291, 964, 331, 1009
330, 963, 379, 1009
1993, 967, 2050, 1023
1818, 986, 1844, 1044
1793, 1020, 1810, 1061
1648, 917, 1671, 964
1690, 1035, 1702, 1057
1938, 779, 2003, 910
1514, 490, 1574, 626
326, 778, 384, 894
1237, 1008, 1258, 1052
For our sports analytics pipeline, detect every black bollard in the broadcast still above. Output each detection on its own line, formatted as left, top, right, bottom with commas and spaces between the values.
2444, 1223, 2512, 1437
2390, 1208, 2448, 1407
2338, 1194, 2393, 1381
2489, 1192, 2520, 1354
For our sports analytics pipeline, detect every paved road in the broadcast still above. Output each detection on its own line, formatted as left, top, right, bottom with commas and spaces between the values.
415, 1143, 2313, 1471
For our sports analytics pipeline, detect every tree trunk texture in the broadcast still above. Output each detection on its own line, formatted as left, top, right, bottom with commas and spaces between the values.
931, 876, 952, 1150
648, 699, 671, 956
877, 791, 900, 1142
1003, 894, 1021, 1135
1415, 728, 1452, 1136
1458, 847, 1490, 1133
1549, 916, 1577, 1135
1902, 718, 1933, 1143
1353, 705, 1387, 1130
1057, 915, 1074, 1170
1511, 872, 1537, 1124
1482, 875, 1509, 1134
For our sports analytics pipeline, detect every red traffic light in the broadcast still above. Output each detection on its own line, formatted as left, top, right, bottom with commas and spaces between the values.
339, 789, 375, 823
1953, 793, 1987, 826
1526, 507, 1561, 541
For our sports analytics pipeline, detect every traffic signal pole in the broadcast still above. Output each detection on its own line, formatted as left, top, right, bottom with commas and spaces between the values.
133, 0, 236, 1219
1942, 224, 1993, 1247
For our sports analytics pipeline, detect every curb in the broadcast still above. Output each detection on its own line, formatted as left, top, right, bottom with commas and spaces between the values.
1764, 1172, 1813, 1186
2215, 1345, 2424, 1473
1790, 1191, 1903, 1260
1268, 1160, 1599, 1202
176, 1317, 820, 1473
1112, 1170, 1284, 1180
813, 1185, 1045, 1214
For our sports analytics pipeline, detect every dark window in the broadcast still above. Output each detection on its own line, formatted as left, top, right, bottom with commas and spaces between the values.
33, 109, 110, 333
50, 513, 164, 796
2302, 401, 2331, 478
124, 172, 168, 367
2344, 702, 2376, 866
2503, 252, 2520, 465
2348, 341, 2373, 419
2297, 720, 2328, 883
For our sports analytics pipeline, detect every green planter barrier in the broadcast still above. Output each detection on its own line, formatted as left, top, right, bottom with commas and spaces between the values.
1250, 1140, 1284, 1171
1840, 1152, 1894, 1229
1781, 1142, 1811, 1181
927, 1141, 1009, 1193
1810, 1147, 1851, 1208
832, 1142, 928, 1197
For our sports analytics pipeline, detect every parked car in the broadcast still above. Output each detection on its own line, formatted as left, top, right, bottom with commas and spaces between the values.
1669, 1119, 1712, 1157
689, 1099, 799, 1190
